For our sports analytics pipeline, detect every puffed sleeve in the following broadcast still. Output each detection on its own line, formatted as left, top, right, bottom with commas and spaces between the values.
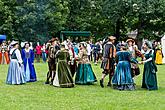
16, 49, 23, 64
143, 50, 154, 63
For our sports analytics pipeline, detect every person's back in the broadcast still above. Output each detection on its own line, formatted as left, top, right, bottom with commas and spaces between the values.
103, 43, 114, 58
116, 51, 130, 62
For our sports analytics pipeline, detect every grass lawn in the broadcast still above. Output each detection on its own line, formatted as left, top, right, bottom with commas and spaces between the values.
0, 62, 165, 110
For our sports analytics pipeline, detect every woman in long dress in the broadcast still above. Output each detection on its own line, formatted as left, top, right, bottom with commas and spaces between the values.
6, 41, 26, 85
75, 42, 97, 85
22, 42, 37, 82
0, 41, 10, 64
155, 42, 163, 65
140, 41, 158, 90
112, 43, 138, 90
53, 44, 74, 88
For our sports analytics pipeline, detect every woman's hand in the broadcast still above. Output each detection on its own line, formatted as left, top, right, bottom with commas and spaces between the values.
138, 61, 144, 64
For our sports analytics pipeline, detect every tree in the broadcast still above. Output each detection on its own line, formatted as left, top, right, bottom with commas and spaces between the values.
15, 0, 69, 43
0, 0, 17, 39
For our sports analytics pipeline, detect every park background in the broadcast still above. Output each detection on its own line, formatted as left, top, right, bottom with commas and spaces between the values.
0, 0, 165, 110
0, 0, 165, 42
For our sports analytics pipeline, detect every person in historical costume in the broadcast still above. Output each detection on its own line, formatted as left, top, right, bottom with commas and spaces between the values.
155, 42, 163, 65
53, 44, 74, 88
140, 41, 158, 90
126, 39, 142, 77
100, 36, 116, 88
22, 42, 37, 82
0, 41, 10, 64
45, 38, 60, 85
6, 41, 26, 85
75, 42, 97, 85
68, 43, 77, 77
112, 43, 138, 90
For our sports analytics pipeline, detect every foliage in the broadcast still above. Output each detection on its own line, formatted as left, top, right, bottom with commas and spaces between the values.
0, 0, 17, 39
0, 0, 165, 41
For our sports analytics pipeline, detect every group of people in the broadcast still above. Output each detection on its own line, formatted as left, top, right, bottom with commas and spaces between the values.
45, 38, 97, 87
6, 41, 37, 84
2, 36, 159, 91
100, 36, 158, 90
0, 41, 10, 65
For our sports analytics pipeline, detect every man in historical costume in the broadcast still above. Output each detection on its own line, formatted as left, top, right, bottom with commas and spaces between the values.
45, 38, 60, 85
100, 36, 116, 88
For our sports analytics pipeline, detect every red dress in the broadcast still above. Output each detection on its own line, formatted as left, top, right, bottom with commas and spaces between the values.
36, 45, 42, 55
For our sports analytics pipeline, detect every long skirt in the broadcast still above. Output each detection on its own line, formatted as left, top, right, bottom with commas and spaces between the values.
0, 52, 10, 64
112, 61, 135, 90
6, 59, 26, 85
142, 62, 158, 90
75, 64, 97, 85
155, 50, 163, 64
53, 61, 74, 88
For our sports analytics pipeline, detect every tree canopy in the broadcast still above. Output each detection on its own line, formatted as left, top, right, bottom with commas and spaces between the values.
0, 0, 165, 42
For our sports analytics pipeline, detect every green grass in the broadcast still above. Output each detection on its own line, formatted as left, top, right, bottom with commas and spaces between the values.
0, 62, 165, 110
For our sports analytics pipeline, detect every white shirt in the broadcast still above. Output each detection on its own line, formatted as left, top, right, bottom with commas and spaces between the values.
87, 44, 92, 56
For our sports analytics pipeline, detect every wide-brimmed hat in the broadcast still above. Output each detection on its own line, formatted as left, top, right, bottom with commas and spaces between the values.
50, 38, 58, 43
126, 38, 135, 43
10, 41, 18, 46
108, 36, 116, 40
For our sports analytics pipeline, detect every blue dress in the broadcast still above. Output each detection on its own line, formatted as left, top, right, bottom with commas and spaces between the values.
22, 49, 37, 82
112, 51, 138, 90
6, 49, 26, 85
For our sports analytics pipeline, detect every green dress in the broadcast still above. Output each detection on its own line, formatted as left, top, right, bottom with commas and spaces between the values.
142, 50, 158, 90
75, 49, 97, 84
53, 49, 74, 88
